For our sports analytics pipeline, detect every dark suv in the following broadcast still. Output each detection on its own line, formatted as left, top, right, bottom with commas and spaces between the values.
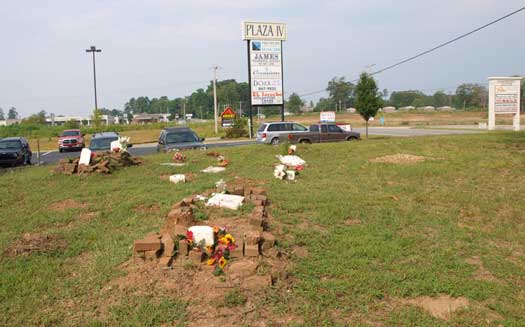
89, 132, 120, 152
157, 127, 205, 152
0, 137, 32, 166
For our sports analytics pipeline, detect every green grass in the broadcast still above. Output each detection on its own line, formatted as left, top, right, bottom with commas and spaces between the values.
1, 132, 524, 326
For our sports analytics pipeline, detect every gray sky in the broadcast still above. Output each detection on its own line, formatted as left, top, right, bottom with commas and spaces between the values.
1, 0, 524, 117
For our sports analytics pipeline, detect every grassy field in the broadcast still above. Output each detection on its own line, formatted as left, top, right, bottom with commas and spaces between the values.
1, 132, 524, 326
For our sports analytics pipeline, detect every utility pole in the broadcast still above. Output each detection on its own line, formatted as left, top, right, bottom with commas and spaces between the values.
211, 65, 220, 134
85, 46, 102, 111
365, 64, 376, 76
183, 99, 186, 122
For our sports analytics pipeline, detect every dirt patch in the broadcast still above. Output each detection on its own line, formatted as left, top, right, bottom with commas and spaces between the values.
370, 154, 428, 164
48, 199, 88, 212
134, 204, 160, 214
4, 233, 67, 257
293, 247, 308, 258
344, 218, 362, 226
465, 256, 498, 282
400, 295, 469, 320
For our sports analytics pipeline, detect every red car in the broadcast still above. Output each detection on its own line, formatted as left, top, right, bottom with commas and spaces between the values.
58, 129, 85, 152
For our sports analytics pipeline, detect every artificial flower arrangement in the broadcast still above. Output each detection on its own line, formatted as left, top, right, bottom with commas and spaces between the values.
111, 136, 131, 153
217, 155, 229, 167
185, 226, 236, 276
172, 151, 187, 163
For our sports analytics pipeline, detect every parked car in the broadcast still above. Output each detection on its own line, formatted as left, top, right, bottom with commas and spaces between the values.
256, 122, 309, 145
156, 127, 205, 152
287, 124, 361, 144
0, 137, 32, 166
89, 132, 120, 152
58, 129, 85, 152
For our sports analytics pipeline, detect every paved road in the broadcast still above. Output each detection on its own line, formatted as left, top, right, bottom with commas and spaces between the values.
4, 127, 481, 167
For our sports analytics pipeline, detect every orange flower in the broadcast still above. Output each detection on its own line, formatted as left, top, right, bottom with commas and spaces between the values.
213, 226, 219, 234
207, 258, 216, 266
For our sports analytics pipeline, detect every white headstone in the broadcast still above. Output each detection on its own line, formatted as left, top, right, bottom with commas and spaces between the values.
188, 226, 214, 246
79, 148, 91, 166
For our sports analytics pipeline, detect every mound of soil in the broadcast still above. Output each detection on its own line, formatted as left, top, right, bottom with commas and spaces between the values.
48, 199, 88, 211
401, 295, 469, 320
370, 154, 428, 164
4, 233, 67, 257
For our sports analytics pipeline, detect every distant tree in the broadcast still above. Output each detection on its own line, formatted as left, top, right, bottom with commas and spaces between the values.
92, 108, 102, 128
326, 77, 355, 111
382, 88, 389, 100
8, 107, 18, 120
412, 98, 427, 108
354, 73, 383, 139
0, 107, 4, 120
22, 110, 47, 125
64, 119, 80, 129
309, 100, 314, 108
287, 93, 304, 113
389, 90, 425, 108
433, 91, 450, 107
454, 84, 488, 109
314, 98, 334, 112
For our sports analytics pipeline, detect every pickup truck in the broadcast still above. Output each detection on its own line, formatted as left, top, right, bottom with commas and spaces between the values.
287, 124, 360, 144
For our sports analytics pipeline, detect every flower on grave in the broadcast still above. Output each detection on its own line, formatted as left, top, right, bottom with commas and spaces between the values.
224, 234, 235, 244
186, 230, 194, 245
295, 165, 305, 171
227, 243, 236, 252
218, 257, 228, 269
207, 258, 216, 266
214, 249, 224, 260
213, 226, 220, 234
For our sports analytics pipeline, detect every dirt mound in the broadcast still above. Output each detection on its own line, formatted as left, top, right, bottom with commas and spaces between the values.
370, 154, 428, 164
48, 199, 88, 211
401, 295, 469, 320
4, 233, 67, 257
54, 151, 141, 175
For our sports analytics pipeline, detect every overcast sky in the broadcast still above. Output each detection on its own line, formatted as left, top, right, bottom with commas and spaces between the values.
1, 0, 524, 117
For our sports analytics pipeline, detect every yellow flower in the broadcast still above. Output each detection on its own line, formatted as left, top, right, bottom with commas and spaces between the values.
224, 234, 235, 244
207, 258, 216, 266
218, 257, 228, 269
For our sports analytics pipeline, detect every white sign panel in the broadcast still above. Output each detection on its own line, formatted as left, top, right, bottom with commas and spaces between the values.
488, 77, 521, 131
494, 83, 520, 114
320, 111, 336, 123
250, 40, 283, 105
243, 21, 287, 41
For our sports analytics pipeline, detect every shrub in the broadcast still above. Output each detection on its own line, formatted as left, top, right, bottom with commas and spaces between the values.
224, 118, 248, 138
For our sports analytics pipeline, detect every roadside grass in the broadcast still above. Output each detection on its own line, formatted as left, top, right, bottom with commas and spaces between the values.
0, 132, 524, 325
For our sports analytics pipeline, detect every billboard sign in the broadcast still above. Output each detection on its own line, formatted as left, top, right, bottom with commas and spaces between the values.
249, 40, 283, 105
242, 21, 287, 41
320, 111, 336, 123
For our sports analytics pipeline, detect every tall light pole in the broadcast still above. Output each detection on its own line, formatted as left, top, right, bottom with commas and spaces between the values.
86, 46, 102, 111
211, 65, 220, 134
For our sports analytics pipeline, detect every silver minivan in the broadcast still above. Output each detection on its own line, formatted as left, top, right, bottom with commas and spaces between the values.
256, 122, 308, 145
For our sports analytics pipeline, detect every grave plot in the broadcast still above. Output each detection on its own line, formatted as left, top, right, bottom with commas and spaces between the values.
132, 183, 287, 292
54, 151, 142, 175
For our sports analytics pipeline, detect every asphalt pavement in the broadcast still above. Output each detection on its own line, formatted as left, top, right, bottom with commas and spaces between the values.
5, 127, 483, 166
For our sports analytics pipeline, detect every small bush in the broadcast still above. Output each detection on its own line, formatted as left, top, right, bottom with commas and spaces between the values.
224, 118, 248, 138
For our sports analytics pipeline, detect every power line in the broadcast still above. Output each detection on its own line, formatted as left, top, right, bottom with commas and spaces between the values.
297, 5, 525, 98
371, 5, 525, 76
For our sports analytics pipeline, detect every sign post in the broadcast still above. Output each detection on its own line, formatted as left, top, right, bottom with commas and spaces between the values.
220, 107, 236, 127
243, 21, 287, 137
488, 77, 521, 131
